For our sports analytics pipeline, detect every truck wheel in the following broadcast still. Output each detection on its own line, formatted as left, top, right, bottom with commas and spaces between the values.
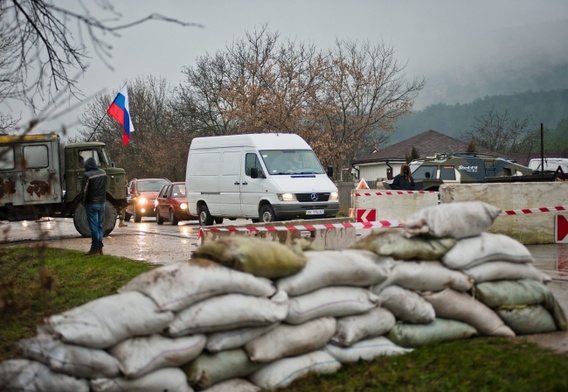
198, 204, 214, 226
170, 209, 179, 226
259, 204, 276, 222
156, 210, 164, 225
73, 201, 117, 238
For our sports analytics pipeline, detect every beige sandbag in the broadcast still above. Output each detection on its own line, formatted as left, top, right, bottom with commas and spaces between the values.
43, 291, 174, 349
118, 259, 276, 312
466, 261, 551, 283
388, 318, 478, 348
17, 333, 120, 379
91, 367, 193, 392
403, 201, 501, 239
110, 334, 206, 379
0, 359, 89, 392
245, 317, 336, 363
206, 324, 279, 353
276, 250, 393, 296
183, 349, 262, 390
371, 260, 474, 293
166, 291, 289, 337
422, 288, 515, 337
286, 286, 380, 325
324, 336, 412, 363
441, 232, 534, 270
248, 350, 341, 390
332, 307, 396, 347
351, 228, 456, 260
201, 378, 260, 392
497, 306, 557, 335
372, 285, 436, 324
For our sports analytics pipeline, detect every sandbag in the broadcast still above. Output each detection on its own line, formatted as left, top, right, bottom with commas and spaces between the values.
371, 260, 474, 293
441, 232, 534, 270
388, 318, 478, 348
91, 367, 193, 392
110, 334, 206, 379
286, 286, 380, 325
118, 259, 276, 312
497, 306, 558, 335
324, 336, 412, 363
332, 307, 396, 347
201, 378, 260, 392
166, 291, 289, 337
466, 261, 550, 283
422, 288, 515, 337
0, 359, 89, 392
43, 291, 174, 349
276, 249, 393, 296
372, 285, 436, 324
206, 324, 279, 353
183, 349, 261, 390
245, 317, 336, 363
350, 228, 456, 260
248, 350, 341, 390
17, 333, 120, 378
403, 201, 501, 239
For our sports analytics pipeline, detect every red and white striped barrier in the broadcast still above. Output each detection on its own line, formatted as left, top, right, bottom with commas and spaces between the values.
354, 190, 437, 197
502, 206, 566, 215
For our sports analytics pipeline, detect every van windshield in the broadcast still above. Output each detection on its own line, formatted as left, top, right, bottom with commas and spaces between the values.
260, 149, 325, 175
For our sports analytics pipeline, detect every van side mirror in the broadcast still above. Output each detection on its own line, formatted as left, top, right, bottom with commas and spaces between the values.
250, 167, 258, 178
327, 166, 334, 178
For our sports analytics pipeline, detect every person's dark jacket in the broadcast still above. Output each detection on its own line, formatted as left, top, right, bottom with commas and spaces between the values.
81, 158, 107, 205
391, 174, 415, 190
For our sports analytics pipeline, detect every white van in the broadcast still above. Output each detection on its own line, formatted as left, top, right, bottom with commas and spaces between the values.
185, 133, 340, 225
528, 158, 568, 173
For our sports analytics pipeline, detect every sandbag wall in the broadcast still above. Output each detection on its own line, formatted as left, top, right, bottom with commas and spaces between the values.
0, 201, 566, 392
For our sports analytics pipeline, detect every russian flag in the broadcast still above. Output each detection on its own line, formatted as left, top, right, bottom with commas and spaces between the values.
107, 85, 135, 145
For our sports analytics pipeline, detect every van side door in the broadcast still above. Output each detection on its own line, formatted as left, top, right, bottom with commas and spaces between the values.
240, 151, 266, 217
218, 149, 242, 216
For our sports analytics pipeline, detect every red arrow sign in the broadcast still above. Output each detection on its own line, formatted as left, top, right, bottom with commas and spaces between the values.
356, 208, 376, 223
556, 214, 568, 243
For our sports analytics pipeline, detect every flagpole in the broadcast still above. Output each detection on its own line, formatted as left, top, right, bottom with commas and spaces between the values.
87, 112, 107, 142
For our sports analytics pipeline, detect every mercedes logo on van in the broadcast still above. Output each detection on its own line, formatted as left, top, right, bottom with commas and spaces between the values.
310, 193, 318, 201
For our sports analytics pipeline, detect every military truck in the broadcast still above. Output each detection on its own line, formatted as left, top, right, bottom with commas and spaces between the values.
0, 132, 127, 237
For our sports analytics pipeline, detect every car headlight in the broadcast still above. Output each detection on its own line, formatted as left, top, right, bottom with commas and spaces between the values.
180, 202, 188, 210
277, 192, 297, 202
138, 197, 149, 205
329, 191, 339, 201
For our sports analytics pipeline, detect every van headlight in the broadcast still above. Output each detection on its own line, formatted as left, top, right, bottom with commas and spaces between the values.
277, 193, 297, 202
329, 192, 338, 201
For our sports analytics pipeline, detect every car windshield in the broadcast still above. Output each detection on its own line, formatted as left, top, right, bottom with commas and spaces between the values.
260, 149, 325, 175
138, 180, 169, 192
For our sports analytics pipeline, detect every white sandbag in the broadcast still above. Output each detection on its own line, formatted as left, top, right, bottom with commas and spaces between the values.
388, 318, 478, 348
371, 260, 474, 293
286, 286, 380, 325
403, 201, 501, 239
183, 349, 262, 390
245, 317, 336, 363
17, 333, 120, 378
43, 291, 174, 349
110, 334, 206, 379
201, 378, 260, 392
206, 324, 279, 353
0, 359, 89, 392
276, 250, 393, 296
332, 307, 396, 347
466, 261, 550, 283
324, 336, 412, 363
422, 288, 515, 337
118, 259, 276, 312
248, 350, 341, 390
91, 367, 193, 392
372, 285, 436, 324
167, 291, 289, 337
497, 305, 558, 335
441, 232, 534, 270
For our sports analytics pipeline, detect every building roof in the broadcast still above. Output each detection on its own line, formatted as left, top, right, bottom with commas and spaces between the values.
353, 130, 500, 164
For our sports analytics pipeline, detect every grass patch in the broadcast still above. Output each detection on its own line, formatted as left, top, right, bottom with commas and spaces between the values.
1, 246, 567, 391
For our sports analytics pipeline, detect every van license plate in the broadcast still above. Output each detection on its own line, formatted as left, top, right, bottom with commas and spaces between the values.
306, 209, 324, 215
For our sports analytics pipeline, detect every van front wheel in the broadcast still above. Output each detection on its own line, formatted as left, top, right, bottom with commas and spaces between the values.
198, 204, 214, 226
259, 205, 276, 222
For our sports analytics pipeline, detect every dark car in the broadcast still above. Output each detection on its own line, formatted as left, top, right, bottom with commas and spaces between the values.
154, 182, 197, 225
125, 178, 170, 222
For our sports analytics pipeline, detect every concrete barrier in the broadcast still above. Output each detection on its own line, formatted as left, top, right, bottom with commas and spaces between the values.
352, 189, 439, 221
199, 217, 356, 250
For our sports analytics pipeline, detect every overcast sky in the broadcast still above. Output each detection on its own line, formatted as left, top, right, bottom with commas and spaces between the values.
11, 0, 568, 137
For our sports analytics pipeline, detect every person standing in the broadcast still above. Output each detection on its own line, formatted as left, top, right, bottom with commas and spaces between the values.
391, 164, 415, 190
81, 157, 107, 255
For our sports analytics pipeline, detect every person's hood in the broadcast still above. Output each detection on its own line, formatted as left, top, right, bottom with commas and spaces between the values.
85, 157, 98, 171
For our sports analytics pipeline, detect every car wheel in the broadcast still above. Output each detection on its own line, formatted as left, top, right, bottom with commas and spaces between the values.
124, 211, 132, 222
170, 209, 179, 226
214, 217, 224, 224
198, 204, 214, 226
156, 210, 164, 225
134, 208, 141, 223
259, 204, 276, 222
